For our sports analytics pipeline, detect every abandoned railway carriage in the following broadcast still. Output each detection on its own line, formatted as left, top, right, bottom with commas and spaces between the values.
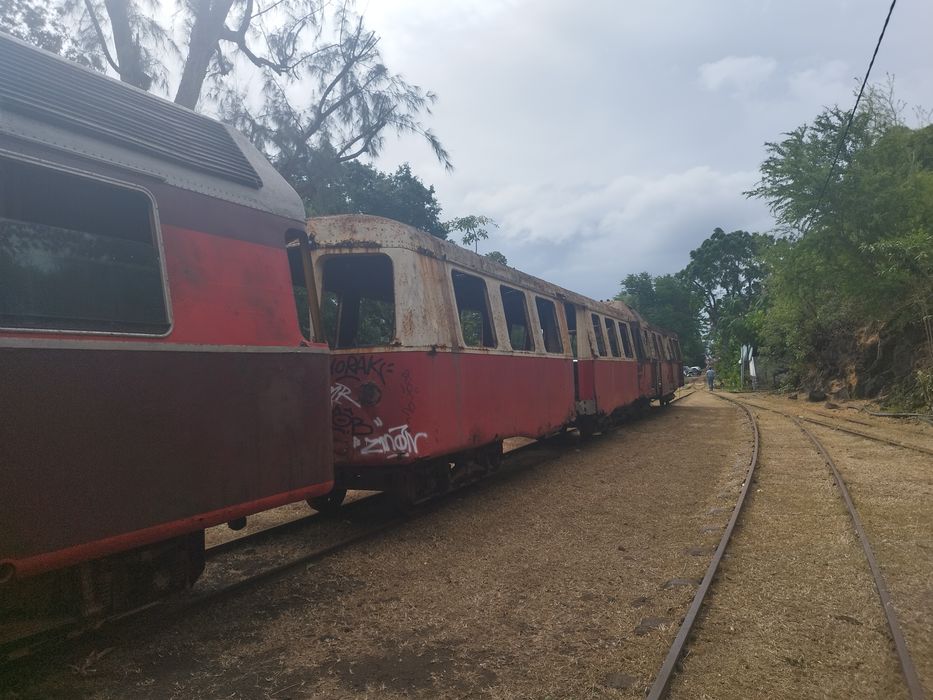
304, 215, 683, 504
0, 34, 333, 637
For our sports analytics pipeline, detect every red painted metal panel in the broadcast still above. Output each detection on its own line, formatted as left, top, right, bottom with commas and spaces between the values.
576, 360, 596, 402
0, 344, 333, 579
7, 480, 332, 579
592, 359, 642, 413
331, 351, 575, 466
161, 225, 305, 346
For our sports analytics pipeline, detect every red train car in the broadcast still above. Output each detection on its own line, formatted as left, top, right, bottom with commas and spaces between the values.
304, 215, 682, 504
0, 34, 332, 636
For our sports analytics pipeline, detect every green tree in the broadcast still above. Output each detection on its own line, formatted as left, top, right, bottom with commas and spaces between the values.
307, 161, 446, 238
617, 272, 703, 364
3, 1, 450, 170
444, 215, 497, 253
680, 227, 773, 339
747, 82, 933, 403
484, 251, 508, 265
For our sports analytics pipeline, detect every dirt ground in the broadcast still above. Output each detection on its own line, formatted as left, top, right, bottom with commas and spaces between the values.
2, 391, 750, 699
3, 388, 929, 699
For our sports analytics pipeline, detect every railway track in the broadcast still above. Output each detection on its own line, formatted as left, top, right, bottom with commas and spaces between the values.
647, 391, 926, 699
735, 395, 933, 457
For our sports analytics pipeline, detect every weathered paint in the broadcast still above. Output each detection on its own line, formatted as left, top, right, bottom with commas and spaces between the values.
1, 133, 334, 581
0, 343, 333, 578
310, 215, 683, 481
331, 350, 575, 466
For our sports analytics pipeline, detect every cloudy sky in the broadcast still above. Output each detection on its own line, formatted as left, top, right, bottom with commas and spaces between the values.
357, 0, 932, 299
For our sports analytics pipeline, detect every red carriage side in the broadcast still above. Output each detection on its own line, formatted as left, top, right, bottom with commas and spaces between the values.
0, 34, 332, 634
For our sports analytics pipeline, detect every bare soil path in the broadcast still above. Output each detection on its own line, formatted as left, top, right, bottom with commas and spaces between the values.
1, 392, 748, 699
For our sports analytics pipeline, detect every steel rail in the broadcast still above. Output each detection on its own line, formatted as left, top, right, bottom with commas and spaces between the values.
647, 392, 760, 700
737, 398, 933, 457
719, 395, 925, 699
793, 417, 926, 699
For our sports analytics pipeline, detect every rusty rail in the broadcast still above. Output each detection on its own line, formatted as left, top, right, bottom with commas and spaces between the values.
647, 392, 760, 699
793, 417, 926, 700
737, 398, 933, 457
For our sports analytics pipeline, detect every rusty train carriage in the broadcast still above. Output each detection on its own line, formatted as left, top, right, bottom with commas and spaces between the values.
303, 215, 683, 501
0, 33, 333, 638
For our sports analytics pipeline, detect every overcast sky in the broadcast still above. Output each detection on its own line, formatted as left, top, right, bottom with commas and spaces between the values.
356, 0, 932, 299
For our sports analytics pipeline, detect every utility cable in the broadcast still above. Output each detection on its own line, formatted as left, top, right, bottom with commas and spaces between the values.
808, 0, 897, 233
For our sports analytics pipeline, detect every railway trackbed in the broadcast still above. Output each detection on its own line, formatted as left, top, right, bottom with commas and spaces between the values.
650, 392, 928, 699
734, 395, 933, 457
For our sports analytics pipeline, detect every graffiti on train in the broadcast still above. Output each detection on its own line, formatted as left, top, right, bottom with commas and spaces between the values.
332, 355, 394, 386
357, 421, 427, 457
330, 356, 424, 458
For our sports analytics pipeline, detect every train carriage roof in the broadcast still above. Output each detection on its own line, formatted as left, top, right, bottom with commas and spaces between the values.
0, 32, 303, 221
308, 214, 677, 334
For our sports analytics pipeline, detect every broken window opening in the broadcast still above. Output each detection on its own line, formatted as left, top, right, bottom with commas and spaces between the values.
564, 302, 578, 358
0, 156, 169, 334
591, 313, 607, 357
501, 285, 534, 351
652, 333, 662, 360
321, 254, 395, 349
452, 270, 496, 348
618, 321, 634, 358
604, 318, 621, 357
535, 297, 563, 354
671, 338, 682, 361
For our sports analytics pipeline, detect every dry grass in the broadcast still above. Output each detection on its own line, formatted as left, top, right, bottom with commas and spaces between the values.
671, 403, 909, 699
1, 392, 749, 699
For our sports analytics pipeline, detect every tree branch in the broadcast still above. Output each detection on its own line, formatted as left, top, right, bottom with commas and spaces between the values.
83, 0, 120, 74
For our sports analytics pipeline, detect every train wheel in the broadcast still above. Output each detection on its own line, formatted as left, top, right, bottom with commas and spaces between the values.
307, 488, 347, 515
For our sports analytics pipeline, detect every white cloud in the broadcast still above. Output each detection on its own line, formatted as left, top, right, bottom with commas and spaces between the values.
698, 55, 778, 93
452, 166, 772, 298
787, 60, 853, 106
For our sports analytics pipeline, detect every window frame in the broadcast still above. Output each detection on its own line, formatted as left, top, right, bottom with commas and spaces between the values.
534, 295, 564, 354
320, 252, 396, 349
0, 153, 173, 337
450, 268, 498, 349
591, 313, 608, 357
617, 321, 634, 358
604, 318, 622, 358
499, 284, 535, 352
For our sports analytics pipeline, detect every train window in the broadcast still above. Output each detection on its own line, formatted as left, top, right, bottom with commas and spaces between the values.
564, 302, 578, 358
535, 297, 563, 353
618, 322, 634, 358
671, 338, 682, 361
452, 271, 496, 348
652, 333, 663, 359
591, 314, 607, 357
321, 254, 395, 348
500, 285, 535, 351
604, 318, 621, 357
642, 329, 654, 359
0, 157, 169, 333
286, 236, 311, 341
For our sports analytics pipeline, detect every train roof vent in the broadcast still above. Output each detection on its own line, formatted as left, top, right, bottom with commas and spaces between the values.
0, 34, 262, 189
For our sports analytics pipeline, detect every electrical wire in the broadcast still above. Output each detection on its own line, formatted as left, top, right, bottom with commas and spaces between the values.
808, 0, 897, 232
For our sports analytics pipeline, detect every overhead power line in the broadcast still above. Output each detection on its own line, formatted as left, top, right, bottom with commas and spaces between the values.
809, 0, 897, 230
